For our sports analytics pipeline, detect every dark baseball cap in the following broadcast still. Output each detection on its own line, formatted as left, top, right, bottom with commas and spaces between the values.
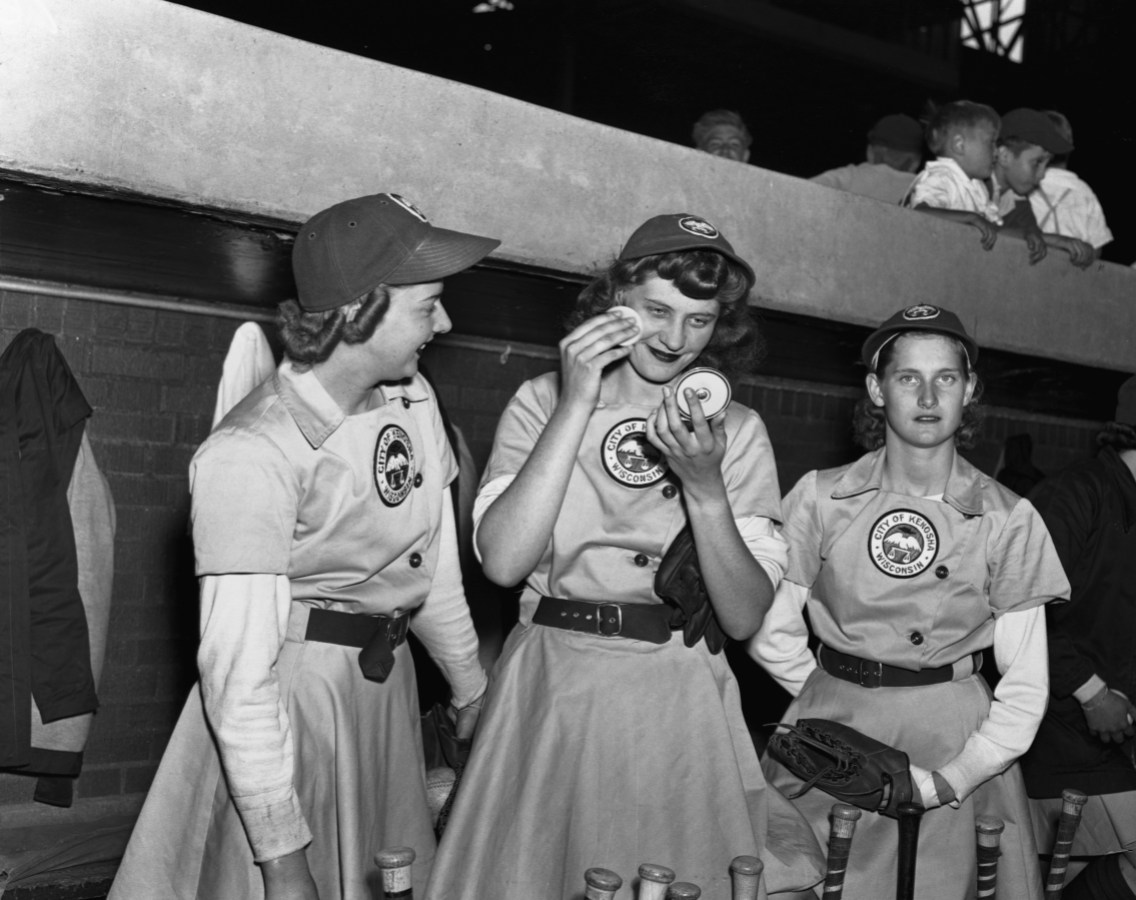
999, 108, 1074, 155
867, 114, 924, 154
292, 193, 500, 312
862, 305, 979, 371
618, 214, 755, 290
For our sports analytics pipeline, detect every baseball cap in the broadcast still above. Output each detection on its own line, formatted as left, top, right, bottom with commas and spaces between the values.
618, 214, 756, 290
999, 108, 1074, 155
292, 193, 500, 312
861, 305, 979, 372
867, 114, 924, 154
1115, 375, 1136, 425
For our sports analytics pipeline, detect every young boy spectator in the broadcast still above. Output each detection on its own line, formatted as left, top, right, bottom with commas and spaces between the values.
992, 108, 1095, 268
812, 113, 924, 204
905, 100, 1005, 253
691, 109, 751, 162
1029, 110, 1113, 256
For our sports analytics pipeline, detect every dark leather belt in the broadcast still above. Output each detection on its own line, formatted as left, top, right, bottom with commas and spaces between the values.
305, 607, 409, 649
305, 607, 409, 682
534, 597, 674, 644
818, 644, 981, 689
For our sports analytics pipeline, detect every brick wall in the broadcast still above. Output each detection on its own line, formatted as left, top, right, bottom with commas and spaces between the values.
0, 289, 1104, 812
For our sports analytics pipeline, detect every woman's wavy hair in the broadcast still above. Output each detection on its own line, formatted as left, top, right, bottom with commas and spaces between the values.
565, 249, 764, 380
276, 286, 392, 367
852, 333, 985, 451
1096, 421, 1136, 451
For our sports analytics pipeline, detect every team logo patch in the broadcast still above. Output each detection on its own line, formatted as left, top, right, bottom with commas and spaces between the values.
601, 418, 668, 488
868, 509, 939, 578
678, 215, 720, 239
374, 424, 416, 507
388, 193, 429, 222
902, 304, 941, 321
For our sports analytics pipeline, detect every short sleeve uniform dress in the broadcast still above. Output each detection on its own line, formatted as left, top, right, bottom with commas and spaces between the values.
763, 448, 1069, 900
424, 373, 825, 900
111, 363, 463, 900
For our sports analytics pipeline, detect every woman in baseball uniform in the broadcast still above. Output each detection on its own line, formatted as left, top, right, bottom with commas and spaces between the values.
110, 194, 497, 900
750, 305, 1070, 900
426, 215, 824, 900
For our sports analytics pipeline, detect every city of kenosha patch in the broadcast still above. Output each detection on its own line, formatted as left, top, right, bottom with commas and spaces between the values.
868, 509, 939, 578
601, 418, 667, 488
374, 424, 415, 507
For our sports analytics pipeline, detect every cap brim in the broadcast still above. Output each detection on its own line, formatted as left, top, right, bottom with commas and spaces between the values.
863, 325, 978, 370
386, 227, 501, 285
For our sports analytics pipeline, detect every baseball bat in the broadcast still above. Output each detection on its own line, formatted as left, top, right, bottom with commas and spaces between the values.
823, 803, 862, 899
585, 867, 623, 900
665, 883, 701, 900
729, 855, 763, 900
974, 815, 1005, 899
638, 863, 676, 900
374, 846, 415, 899
1045, 788, 1089, 896
895, 801, 924, 900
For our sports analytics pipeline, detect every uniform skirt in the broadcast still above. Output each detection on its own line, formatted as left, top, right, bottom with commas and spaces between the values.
763, 669, 1044, 900
109, 637, 434, 900
424, 622, 824, 900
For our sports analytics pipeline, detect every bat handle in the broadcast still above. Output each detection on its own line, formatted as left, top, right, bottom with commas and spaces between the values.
729, 855, 763, 900
585, 867, 623, 900
637, 863, 676, 900
823, 803, 862, 900
895, 801, 925, 900
374, 846, 415, 899
974, 815, 1005, 899
665, 883, 702, 900
1045, 788, 1089, 897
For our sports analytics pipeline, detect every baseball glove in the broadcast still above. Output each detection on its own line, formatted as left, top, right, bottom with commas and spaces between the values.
654, 524, 728, 654
766, 718, 915, 818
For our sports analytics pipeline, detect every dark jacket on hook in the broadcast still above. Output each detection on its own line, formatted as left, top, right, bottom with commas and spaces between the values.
0, 329, 97, 771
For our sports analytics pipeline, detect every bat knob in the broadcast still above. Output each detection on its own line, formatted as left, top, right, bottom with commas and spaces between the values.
374, 846, 415, 869
638, 863, 676, 884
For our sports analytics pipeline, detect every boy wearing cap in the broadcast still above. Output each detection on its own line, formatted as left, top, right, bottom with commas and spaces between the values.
1020, 376, 1136, 900
811, 113, 924, 204
991, 108, 1096, 268
110, 193, 498, 900
1029, 110, 1113, 255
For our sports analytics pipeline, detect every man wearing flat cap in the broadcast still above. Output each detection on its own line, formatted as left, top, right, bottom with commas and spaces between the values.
812, 113, 925, 204
1021, 375, 1136, 900
992, 108, 1096, 268
111, 194, 499, 900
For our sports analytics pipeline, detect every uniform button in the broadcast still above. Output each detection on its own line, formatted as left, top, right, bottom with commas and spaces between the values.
402, 398, 411, 409
662, 484, 678, 499
413, 473, 423, 488
935, 565, 949, 579
409, 552, 423, 568
909, 631, 924, 646
634, 553, 649, 567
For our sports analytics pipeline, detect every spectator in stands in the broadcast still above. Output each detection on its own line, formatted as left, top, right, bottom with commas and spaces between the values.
692, 109, 752, 162
905, 100, 1005, 253
991, 108, 1095, 268
1029, 110, 1113, 256
812, 113, 924, 204
1020, 376, 1136, 900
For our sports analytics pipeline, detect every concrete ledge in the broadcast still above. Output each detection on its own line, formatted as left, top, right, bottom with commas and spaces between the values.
1, 0, 1133, 371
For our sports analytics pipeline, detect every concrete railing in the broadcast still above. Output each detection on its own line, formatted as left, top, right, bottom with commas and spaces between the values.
2, 0, 1133, 371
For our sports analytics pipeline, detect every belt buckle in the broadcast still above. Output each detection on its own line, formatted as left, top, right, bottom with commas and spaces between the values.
859, 659, 883, 688
597, 603, 622, 636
